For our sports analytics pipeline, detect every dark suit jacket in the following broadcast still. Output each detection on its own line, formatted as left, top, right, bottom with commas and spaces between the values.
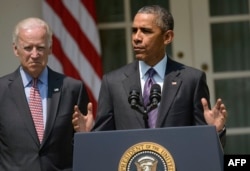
0, 67, 89, 171
93, 58, 210, 130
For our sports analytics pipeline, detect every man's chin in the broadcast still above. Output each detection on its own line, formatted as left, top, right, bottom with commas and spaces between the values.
135, 55, 144, 61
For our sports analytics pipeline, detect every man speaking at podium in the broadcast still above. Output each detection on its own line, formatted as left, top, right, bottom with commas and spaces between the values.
73, 5, 227, 144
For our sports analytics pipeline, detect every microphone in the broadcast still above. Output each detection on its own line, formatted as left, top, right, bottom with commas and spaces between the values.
128, 86, 141, 110
149, 84, 161, 109
128, 86, 149, 128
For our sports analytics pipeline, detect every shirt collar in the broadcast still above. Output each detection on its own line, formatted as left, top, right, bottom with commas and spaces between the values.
139, 54, 168, 80
20, 66, 48, 87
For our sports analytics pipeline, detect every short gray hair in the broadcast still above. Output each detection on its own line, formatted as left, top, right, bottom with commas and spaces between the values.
12, 17, 53, 46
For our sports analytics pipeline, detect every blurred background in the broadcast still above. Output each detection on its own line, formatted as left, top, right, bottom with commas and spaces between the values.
0, 0, 249, 154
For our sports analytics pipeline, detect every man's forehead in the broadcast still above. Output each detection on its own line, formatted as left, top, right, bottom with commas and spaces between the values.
133, 14, 157, 25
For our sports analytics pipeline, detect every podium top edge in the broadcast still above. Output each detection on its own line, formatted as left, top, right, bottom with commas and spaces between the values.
75, 125, 217, 135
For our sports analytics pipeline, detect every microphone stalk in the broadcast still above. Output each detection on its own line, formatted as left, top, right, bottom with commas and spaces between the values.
128, 84, 161, 128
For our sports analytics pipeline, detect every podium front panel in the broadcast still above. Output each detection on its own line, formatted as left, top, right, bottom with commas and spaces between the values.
73, 125, 223, 171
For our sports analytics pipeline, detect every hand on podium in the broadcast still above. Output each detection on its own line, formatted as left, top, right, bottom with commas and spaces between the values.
202, 98, 227, 132
72, 102, 94, 132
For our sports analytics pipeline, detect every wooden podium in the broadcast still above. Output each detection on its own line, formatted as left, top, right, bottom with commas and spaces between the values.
73, 125, 223, 171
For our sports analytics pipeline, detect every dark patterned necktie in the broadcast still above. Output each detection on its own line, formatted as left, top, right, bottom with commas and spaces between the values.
29, 79, 44, 143
143, 68, 158, 128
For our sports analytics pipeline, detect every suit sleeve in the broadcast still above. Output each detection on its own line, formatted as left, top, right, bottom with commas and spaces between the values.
92, 74, 116, 131
77, 82, 89, 115
192, 71, 210, 125
193, 71, 226, 147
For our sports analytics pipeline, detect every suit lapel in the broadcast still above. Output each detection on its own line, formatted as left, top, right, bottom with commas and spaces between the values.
9, 69, 40, 145
42, 69, 62, 146
157, 58, 183, 127
122, 61, 145, 127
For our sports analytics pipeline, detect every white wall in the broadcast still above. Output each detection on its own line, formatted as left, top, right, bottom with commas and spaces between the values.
0, 0, 42, 76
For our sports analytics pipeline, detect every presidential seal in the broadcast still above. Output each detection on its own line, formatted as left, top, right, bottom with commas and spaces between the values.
118, 142, 175, 171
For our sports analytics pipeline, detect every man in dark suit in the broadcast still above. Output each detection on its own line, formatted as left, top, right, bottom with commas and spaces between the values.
0, 17, 92, 171
73, 5, 227, 140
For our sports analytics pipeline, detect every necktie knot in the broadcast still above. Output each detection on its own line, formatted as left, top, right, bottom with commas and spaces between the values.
32, 78, 38, 88
147, 68, 156, 79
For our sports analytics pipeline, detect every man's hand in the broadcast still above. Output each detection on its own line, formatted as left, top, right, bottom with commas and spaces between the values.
202, 98, 227, 132
72, 102, 94, 132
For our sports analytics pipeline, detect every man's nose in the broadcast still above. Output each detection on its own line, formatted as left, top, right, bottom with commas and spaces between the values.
134, 31, 142, 40
31, 47, 39, 57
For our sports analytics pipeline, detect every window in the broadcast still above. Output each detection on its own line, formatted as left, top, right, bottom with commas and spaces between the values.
96, 0, 170, 73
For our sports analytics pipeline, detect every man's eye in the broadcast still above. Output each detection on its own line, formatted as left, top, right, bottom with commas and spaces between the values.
37, 47, 45, 51
141, 29, 151, 33
24, 47, 32, 51
132, 28, 137, 33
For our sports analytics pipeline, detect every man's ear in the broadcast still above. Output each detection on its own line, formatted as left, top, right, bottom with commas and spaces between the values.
164, 30, 174, 45
12, 43, 19, 57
